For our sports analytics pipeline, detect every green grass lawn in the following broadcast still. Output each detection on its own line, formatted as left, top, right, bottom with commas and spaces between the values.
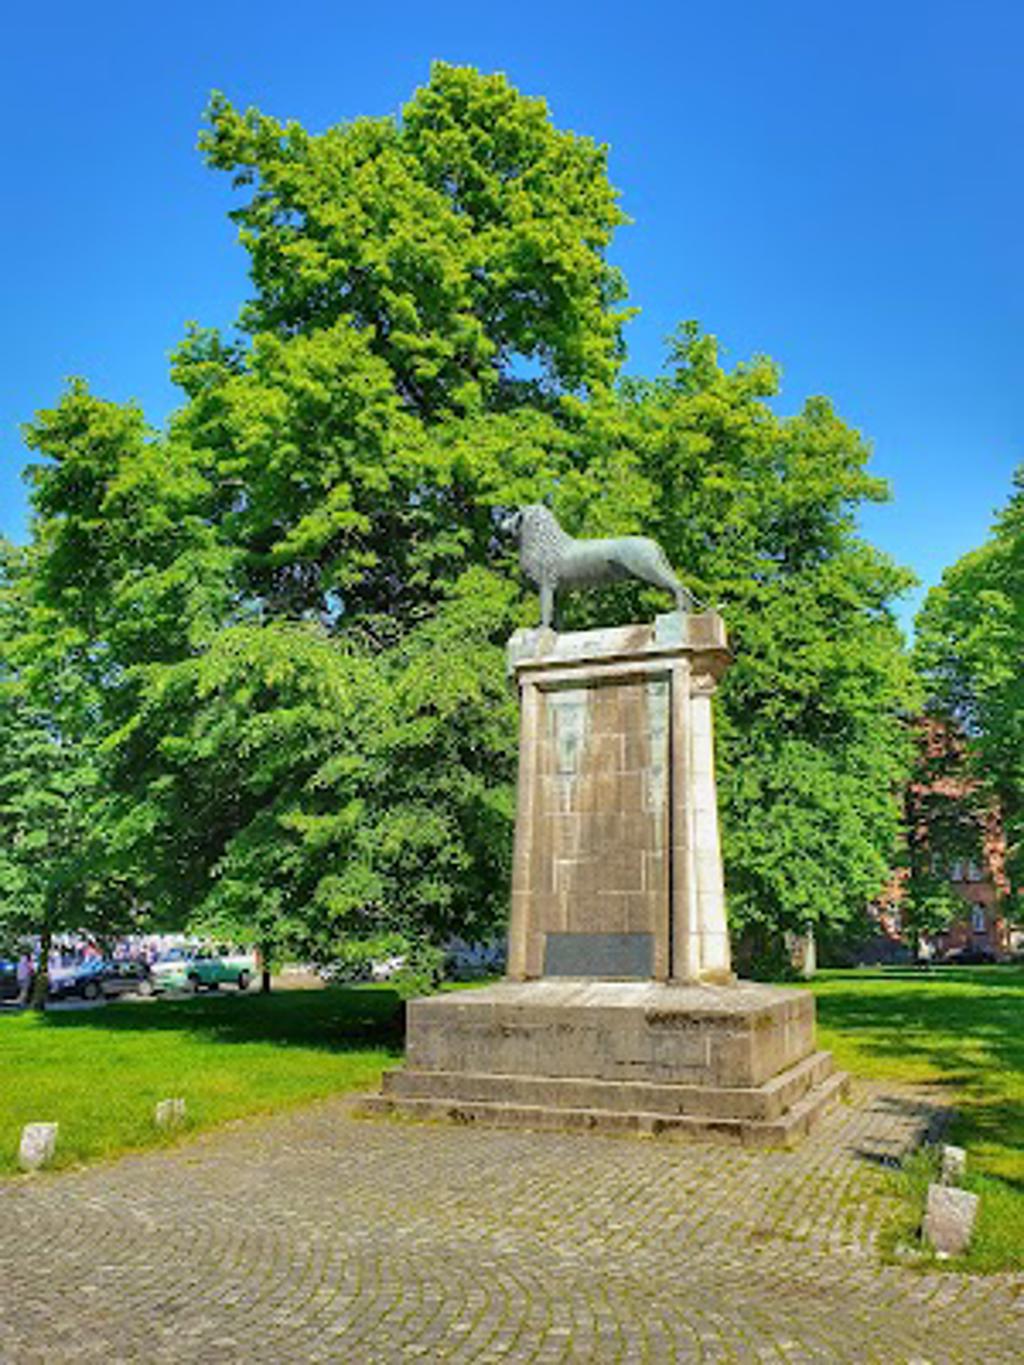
0, 987, 401, 1175
806, 965, 1023, 1272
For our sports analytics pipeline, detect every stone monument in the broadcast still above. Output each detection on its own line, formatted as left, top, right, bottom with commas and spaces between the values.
366, 516, 846, 1145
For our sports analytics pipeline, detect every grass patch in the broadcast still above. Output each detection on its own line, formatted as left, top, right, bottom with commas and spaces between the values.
878, 1147, 1023, 1274
0, 987, 402, 1175
804, 965, 1023, 1272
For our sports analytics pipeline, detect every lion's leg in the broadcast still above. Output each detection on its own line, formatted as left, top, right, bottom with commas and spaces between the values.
540, 580, 555, 629
632, 552, 695, 612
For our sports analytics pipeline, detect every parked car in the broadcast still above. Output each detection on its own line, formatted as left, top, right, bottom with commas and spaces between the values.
148, 947, 199, 992
48, 960, 154, 1001
151, 946, 256, 993
943, 946, 998, 965
186, 947, 257, 992
0, 960, 20, 1002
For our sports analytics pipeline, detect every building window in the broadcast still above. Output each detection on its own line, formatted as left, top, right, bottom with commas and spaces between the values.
950, 860, 965, 882
971, 905, 986, 935
967, 860, 983, 882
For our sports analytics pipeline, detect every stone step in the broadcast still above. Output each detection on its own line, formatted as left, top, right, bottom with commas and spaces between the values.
404, 979, 818, 1090
361, 1069, 849, 1149
381, 1050, 836, 1123
739, 1071, 850, 1148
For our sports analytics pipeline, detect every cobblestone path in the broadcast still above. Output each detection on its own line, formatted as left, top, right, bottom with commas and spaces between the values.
0, 1082, 1020, 1363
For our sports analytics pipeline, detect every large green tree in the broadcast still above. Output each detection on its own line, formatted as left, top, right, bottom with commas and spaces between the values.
603, 331, 917, 962
0, 544, 134, 1004
915, 467, 1024, 903
18, 64, 916, 966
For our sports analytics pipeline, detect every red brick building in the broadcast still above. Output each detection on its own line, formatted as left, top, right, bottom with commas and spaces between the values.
876, 719, 1017, 960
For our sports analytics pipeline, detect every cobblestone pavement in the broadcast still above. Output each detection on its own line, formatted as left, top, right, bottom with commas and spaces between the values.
0, 1082, 1020, 1363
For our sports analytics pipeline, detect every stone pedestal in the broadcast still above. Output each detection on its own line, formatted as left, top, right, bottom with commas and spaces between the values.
365, 613, 846, 1146
505, 611, 731, 984
371, 980, 844, 1145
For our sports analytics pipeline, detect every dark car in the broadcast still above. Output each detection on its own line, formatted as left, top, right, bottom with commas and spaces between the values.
0, 960, 20, 1002
943, 946, 998, 965
48, 960, 154, 1001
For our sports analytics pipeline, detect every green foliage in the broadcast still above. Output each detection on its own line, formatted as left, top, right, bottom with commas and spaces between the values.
612, 330, 918, 943
814, 908, 887, 969
24, 380, 233, 664
915, 468, 1024, 899
0, 544, 130, 974
10, 65, 916, 961
199, 62, 630, 412
321, 933, 445, 999
903, 874, 965, 944
100, 620, 377, 945
320, 932, 410, 981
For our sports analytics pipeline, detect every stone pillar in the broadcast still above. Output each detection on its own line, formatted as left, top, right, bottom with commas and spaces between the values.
506, 612, 732, 984
688, 670, 731, 982
670, 655, 700, 982
507, 671, 543, 981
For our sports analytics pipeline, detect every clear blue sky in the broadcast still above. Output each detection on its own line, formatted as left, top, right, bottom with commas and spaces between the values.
3, 0, 1022, 633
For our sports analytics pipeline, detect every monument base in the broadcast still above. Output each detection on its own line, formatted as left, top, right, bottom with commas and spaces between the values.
363, 981, 848, 1147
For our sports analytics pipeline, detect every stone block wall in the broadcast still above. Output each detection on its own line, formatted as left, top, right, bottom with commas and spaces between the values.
506, 613, 732, 983
522, 679, 669, 977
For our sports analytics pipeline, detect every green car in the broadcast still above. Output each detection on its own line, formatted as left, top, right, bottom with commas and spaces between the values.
151, 946, 257, 993
148, 947, 197, 992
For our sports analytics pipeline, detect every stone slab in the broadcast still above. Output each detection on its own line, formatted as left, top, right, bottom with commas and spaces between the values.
404, 980, 816, 1089
155, 1098, 187, 1129
507, 611, 729, 675
18, 1122, 58, 1171
940, 1143, 967, 1185
922, 1182, 979, 1257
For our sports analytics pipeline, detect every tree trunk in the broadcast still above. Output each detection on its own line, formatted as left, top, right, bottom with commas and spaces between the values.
259, 941, 272, 994
29, 920, 53, 1011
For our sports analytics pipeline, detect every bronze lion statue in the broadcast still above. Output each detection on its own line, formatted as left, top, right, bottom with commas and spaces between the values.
501, 504, 694, 627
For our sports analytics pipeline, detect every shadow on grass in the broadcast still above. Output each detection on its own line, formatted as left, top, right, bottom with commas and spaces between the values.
810, 966, 1024, 1165
817, 964, 1022, 988
31, 987, 406, 1056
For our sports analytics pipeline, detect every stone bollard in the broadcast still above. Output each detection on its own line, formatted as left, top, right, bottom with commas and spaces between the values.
154, 1098, 187, 1129
923, 1183, 979, 1257
940, 1144, 967, 1185
19, 1122, 58, 1172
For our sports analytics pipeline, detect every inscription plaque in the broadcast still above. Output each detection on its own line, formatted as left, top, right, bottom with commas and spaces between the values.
544, 932, 654, 979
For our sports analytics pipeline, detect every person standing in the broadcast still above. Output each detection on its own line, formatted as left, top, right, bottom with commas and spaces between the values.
16, 953, 34, 1007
